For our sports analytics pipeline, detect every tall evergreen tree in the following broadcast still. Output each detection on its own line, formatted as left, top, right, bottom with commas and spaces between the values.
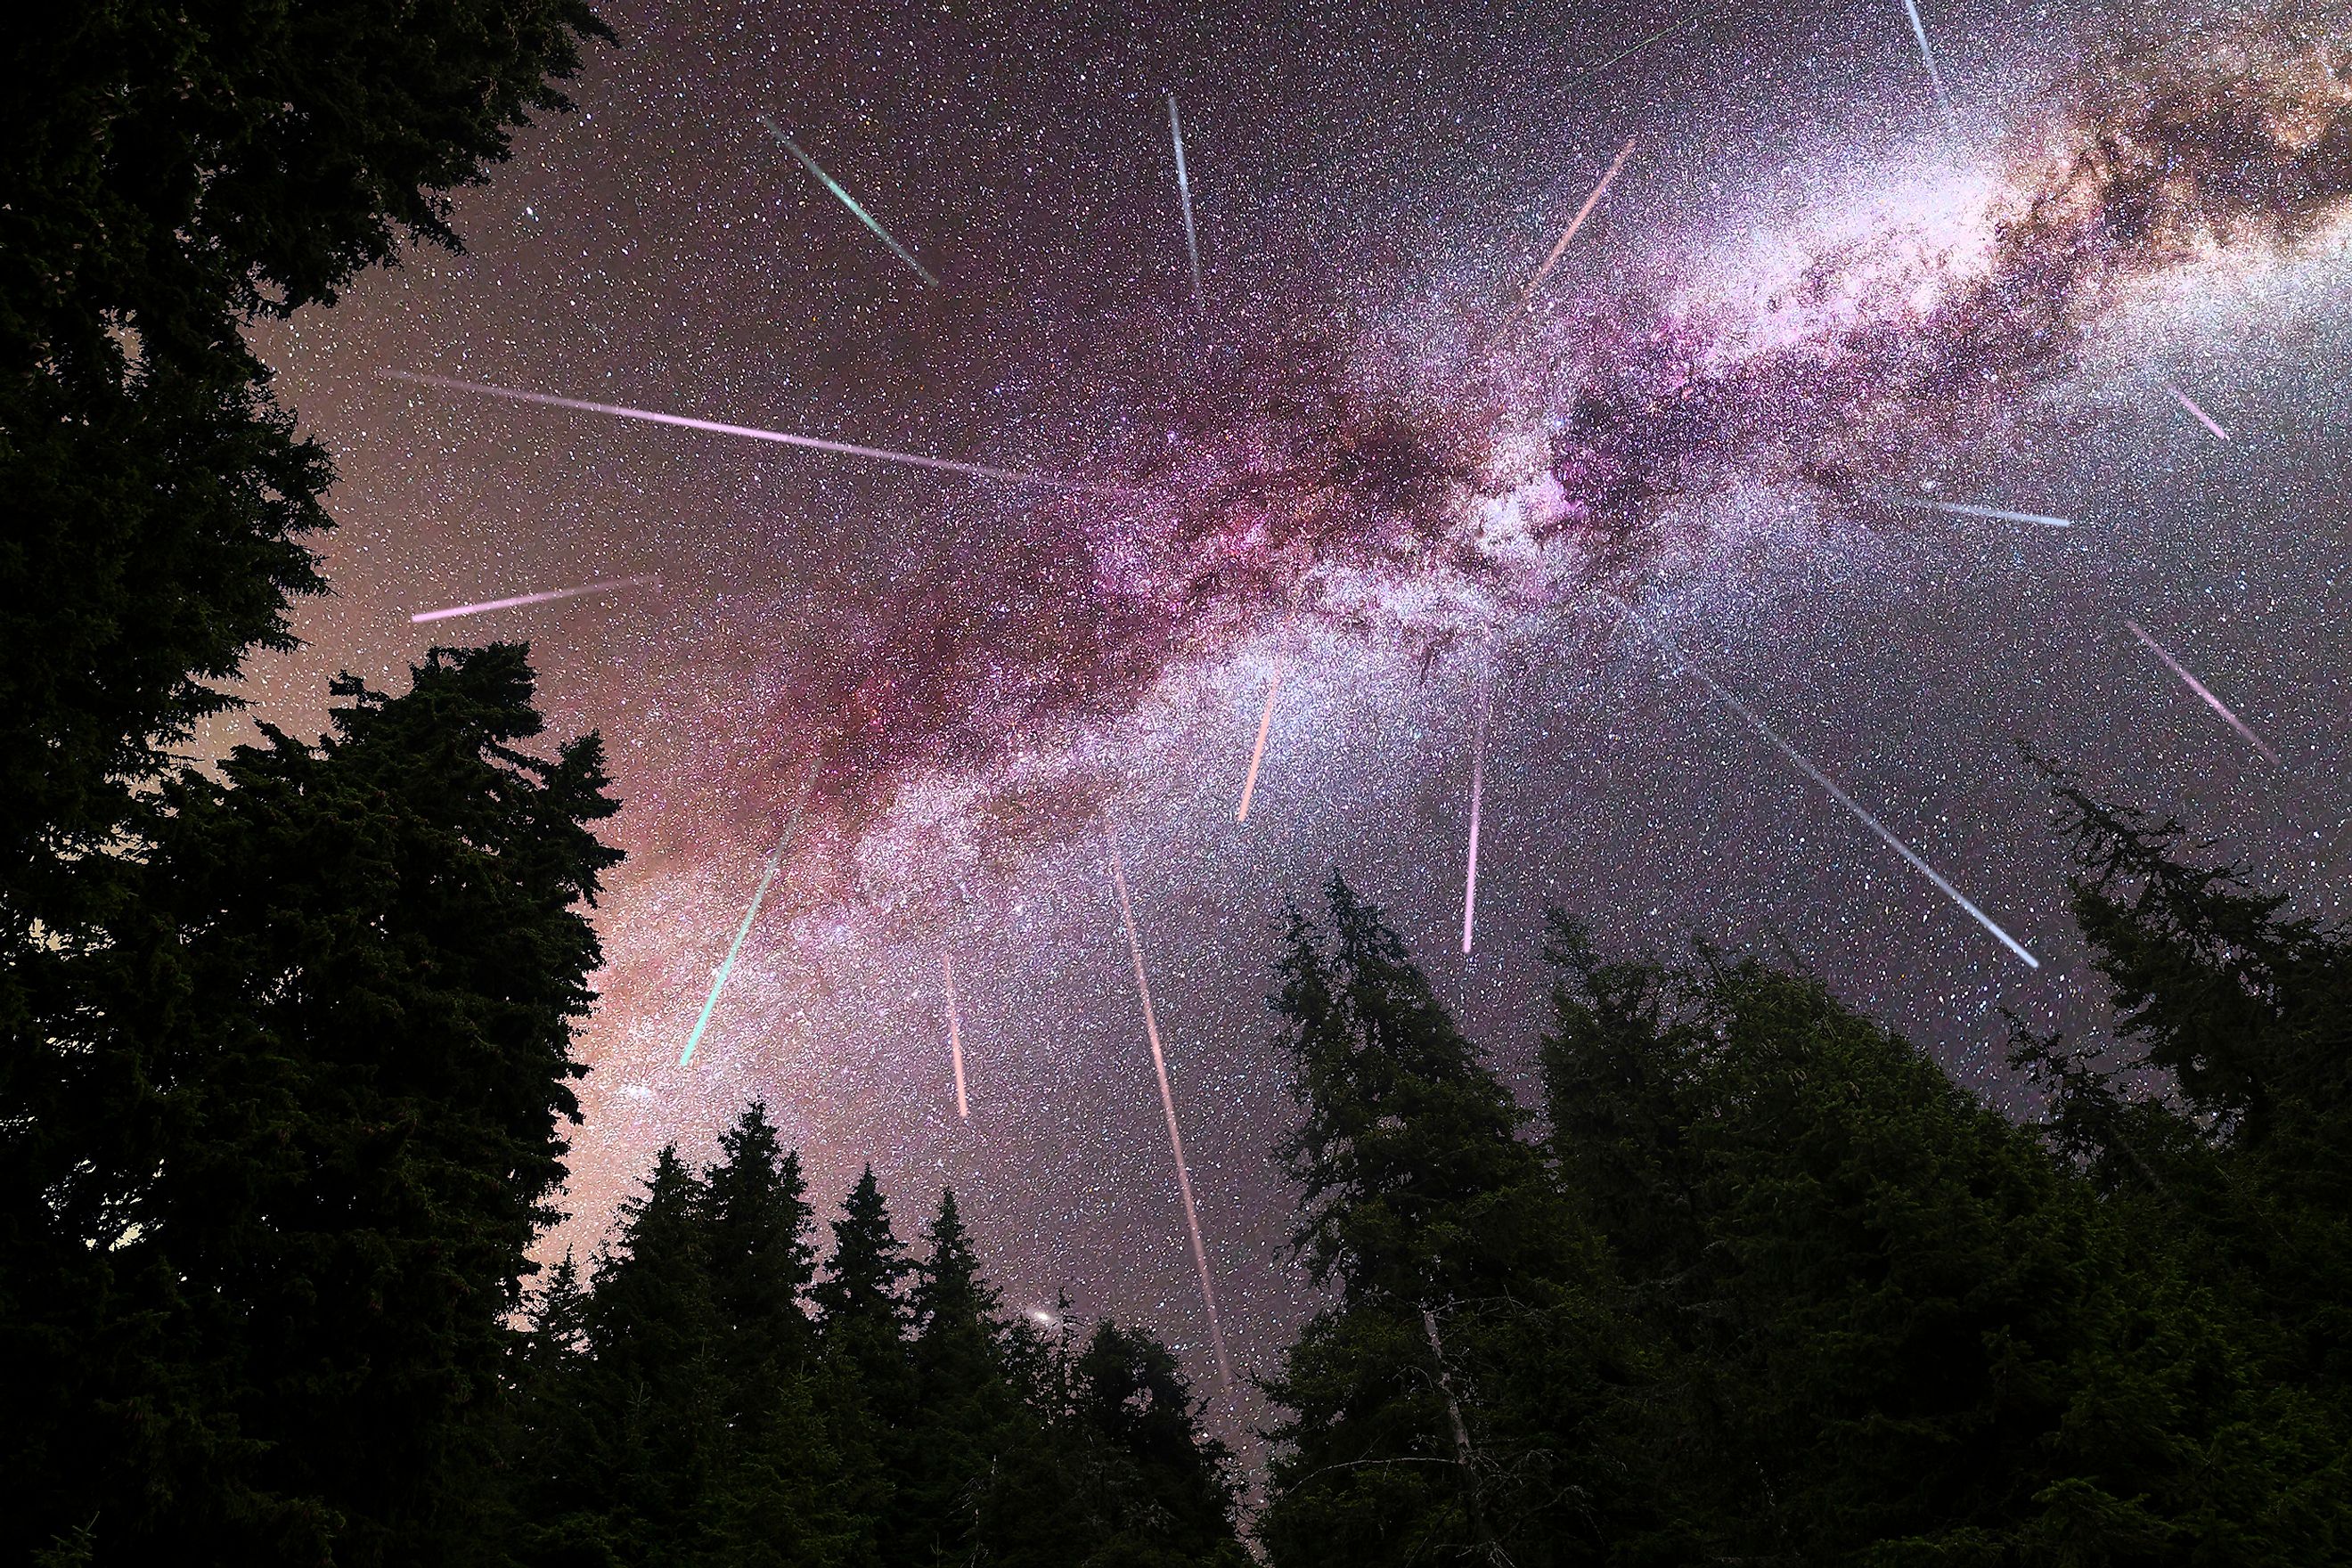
902, 1189, 1017, 1564
7, 645, 620, 1565
1071, 1321, 1250, 1568
4, 5, 610, 1557
695, 1106, 849, 1568
1259, 874, 1643, 1568
813, 1167, 914, 1565
1542, 905, 2352, 1564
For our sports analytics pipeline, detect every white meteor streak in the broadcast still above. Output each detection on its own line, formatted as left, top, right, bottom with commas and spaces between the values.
1514, 135, 1637, 315
410, 574, 657, 624
2125, 619, 2281, 764
755, 115, 939, 288
2163, 381, 2232, 442
1613, 600, 2040, 969
1901, 0, 1957, 121
1168, 94, 1203, 302
681, 769, 818, 1066
1107, 841, 1234, 1391
1882, 495, 2076, 528
380, 371, 1123, 494
943, 952, 969, 1120
1462, 659, 1496, 956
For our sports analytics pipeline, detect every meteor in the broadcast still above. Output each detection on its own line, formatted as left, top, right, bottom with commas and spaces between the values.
755, 115, 939, 288
1107, 840, 1234, 1391
1613, 599, 2040, 969
1236, 601, 1303, 824
1167, 94, 1204, 302
381, 372, 1122, 494
2124, 618, 2281, 764
1236, 671, 1281, 823
681, 769, 818, 1066
1901, 0, 1957, 122
943, 952, 969, 1120
1512, 135, 1637, 317
410, 574, 657, 624
2163, 380, 2232, 442
1882, 495, 2076, 528
1462, 657, 1496, 956
1576, 17, 1697, 78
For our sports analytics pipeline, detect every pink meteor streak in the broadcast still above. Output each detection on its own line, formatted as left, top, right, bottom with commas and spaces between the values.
2124, 618, 2281, 764
410, 574, 657, 624
943, 952, 969, 1120
380, 371, 1126, 494
1236, 672, 1281, 822
2163, 381, 2231, 442
1462, 659, 1496, 956
1612, 599, 2041, 970
1513, 135, 1637, 315
1235, 602, 1303, 824
1107, 841, 1235, 1392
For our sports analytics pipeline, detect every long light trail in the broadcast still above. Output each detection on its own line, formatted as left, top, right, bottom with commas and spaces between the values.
1236, 671, 1281, 822
1462, 656, 1496, 956
943, 952, 969, 1120
1882, 495, 2076, 528
681, 769, 818, 1066
410, 574, 657, 624
1577, 17, 1696, 78
1107, 840, 1234, 1391
1236, 601, 1302, 823
755, 115, 939, 288
1167, 94, 1203, 302
2163, 380, 2232, 442
1901, 0, 1957, 121
1613, 599, 2040, 969
1513, 135, 1637, 316
380, 372, 1121, 494
2124, 618, 2281, 764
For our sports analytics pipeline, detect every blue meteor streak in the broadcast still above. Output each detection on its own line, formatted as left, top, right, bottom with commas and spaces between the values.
756, 114, 940, 288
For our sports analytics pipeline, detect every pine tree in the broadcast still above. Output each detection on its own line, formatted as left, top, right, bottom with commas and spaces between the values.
695, 1106, 851, 1568
1259, 874, 1642, 1568
902, 1189, 1017, 1564
1071, 1321, 1250, 1567
5, 645, 620, 1565
813, 1168, 914, 1565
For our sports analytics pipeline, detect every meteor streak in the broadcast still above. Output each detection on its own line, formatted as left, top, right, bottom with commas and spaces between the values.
2163, 380, 2232, 442
1576, 17, 1697, 78
681, 769, 817, 1066
1613, 599, 2040, 969
1236, 602, 1302, 824
381, 372, 1120, 494
410, 574, 657, 624
1901, 0, 1957, 122
2124, 618, 2281, 764
1462, 657, 1496, 956
1236, 671, 1281, 823
1882, 495, 2076, 528
1107, 840, 1234, 1391
1512, 136, 1637, 317
1167, 94, 1203, 302
755, 115, 939, 287
943, 952, 969, 1120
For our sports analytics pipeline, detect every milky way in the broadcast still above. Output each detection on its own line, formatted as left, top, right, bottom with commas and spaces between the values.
240, 0, 2352, 1443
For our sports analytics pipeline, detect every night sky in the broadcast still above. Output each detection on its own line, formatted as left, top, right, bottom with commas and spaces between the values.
234, 0, 2352, 1442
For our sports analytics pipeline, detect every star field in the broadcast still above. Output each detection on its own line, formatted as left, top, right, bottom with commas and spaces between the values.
233, 0, 2352, 1443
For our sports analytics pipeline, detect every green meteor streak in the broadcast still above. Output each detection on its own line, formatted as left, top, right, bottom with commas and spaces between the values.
756, 114, 940, 288
1575, 17, 1696, 78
